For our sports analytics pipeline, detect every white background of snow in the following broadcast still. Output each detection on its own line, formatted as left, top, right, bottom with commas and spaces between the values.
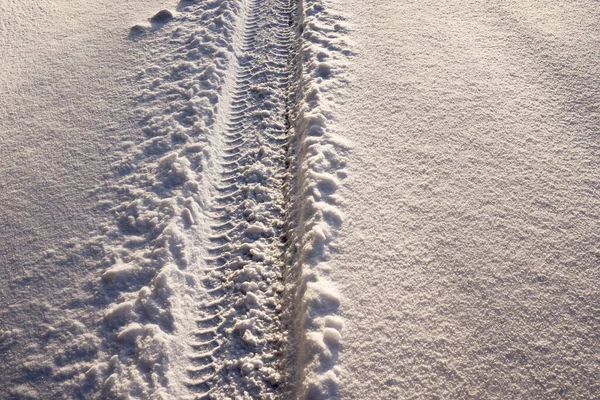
328, 0, 600, 398
2, 0, 598, 398
0, 0, 170, 268
0, 0, 172, 397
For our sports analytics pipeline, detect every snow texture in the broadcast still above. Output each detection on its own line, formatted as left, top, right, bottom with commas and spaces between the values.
3, 0, 597, 398
2, 0, 351, 398
328, 0, 600, 399
282, 0, 352, 398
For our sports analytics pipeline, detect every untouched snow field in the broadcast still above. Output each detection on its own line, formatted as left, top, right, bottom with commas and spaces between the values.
330, 0, 600, 399
0, 0, 172, 397
0, 0, 598, 399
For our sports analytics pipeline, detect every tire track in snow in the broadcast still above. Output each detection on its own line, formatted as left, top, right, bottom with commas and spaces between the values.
186, 0, 297, 397
4, 0, 350, 397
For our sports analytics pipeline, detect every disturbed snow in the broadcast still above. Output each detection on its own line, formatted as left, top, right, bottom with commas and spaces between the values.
1, 0, 350, 398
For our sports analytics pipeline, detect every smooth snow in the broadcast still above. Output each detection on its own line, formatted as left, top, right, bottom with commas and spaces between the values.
328, 0, 600, 398
0, 0, 174, 397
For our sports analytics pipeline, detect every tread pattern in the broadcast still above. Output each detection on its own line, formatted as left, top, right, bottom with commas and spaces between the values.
186, 0, 297, 397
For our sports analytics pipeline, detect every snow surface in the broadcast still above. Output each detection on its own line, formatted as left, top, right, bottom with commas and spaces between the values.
329, 0, 600, 398
1, 0, 598, 399
1, 0, 348, 398
0, 0, 176, 397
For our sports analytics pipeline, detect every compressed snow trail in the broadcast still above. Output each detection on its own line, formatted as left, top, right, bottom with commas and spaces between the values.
1, 0, 350, 396
185, 0, 296, 397
326, 0, 600, 398
170, 1, 352, 398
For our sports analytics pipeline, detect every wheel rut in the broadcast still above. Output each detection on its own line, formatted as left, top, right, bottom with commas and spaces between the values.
186, 0, 298, 397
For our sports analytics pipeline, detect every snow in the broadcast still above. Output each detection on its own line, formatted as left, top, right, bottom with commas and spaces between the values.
0, 0, 176, 397
327, 0, 600, 398
1, 0, 598, 398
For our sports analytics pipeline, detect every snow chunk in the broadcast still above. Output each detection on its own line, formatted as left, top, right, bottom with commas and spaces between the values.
244, 222, 273, 236
233, 318, 255, 332
104, 301, 135, 325
241, 281, 259, 293
322, 328, 341, 346
303, 369, 340, 400
304, 279, 341, 316
244, 292, 259, 309
324, 315, 344, 330
242, 330, 259, 346
239, 357, 264, 375
150, 10, 174, 24
101, 262, 140, 284
117, 323, 145, 343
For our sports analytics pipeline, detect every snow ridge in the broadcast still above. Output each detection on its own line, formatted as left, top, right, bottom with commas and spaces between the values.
65, 1, 246, 398
283, 0, 352, 398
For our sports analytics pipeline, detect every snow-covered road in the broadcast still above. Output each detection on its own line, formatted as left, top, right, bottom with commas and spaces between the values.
1, 0, 598, 399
